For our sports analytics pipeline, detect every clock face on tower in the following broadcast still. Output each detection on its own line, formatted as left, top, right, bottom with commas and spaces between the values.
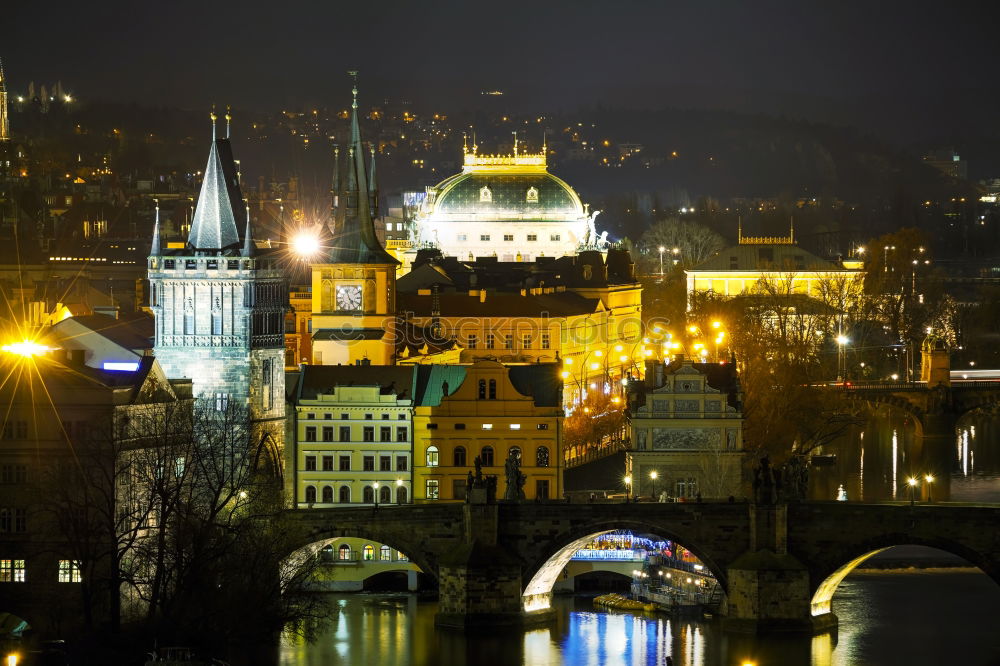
335, 285, 362, 311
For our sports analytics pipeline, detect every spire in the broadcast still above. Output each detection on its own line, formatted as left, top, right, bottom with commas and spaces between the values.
368, 143, 378, 218
187, 111, 241, 251
225, 105, 231, 139
211, 107, 217, 140
326, 72, 397, 266
242, 202, 254, 257
151, 199, 162, 256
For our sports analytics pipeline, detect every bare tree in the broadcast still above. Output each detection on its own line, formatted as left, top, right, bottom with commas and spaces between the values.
635, 218, 725, 273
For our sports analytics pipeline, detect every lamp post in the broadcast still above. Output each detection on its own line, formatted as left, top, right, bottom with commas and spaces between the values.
373, 481, 380, 509
658, 246, 665, 275
836, 334, 849, 383
396, 478, 404, 504
650, 470, 658, 501
883, 245, 896, 273
624, 475, 632, 503
907, 476, 918, 506
924, 474, 935, 503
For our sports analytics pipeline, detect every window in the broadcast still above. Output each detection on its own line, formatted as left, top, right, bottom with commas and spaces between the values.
426, 446, 439, 467
398, 414, 407, 420
364, 456, 375, 472
541, 333, 550, 349
396, 426, 408, 442
536, 479, 550, 500
306, 413, 316, 420
380, 455, 392, 471
363, 427, 375, 442
382, 414, 390, 420
457, 234, 467, 242
305, 486, 317, 503
453, 479, 468, 500
509, 446, 521, 461
481, 446, 495, 466
489, 379, 497, 399
467, 334, 477, 349
536, 423, 549, 430
480, 234, 490, 242
522, 334, 532, 349
380, 545, 392, 561
338, 544, 352, 560
550, 234, 561, 241
58, 560, 82, 583
304, 455, 317, 471
396, 485, 408, 504
365, 413, 373, 420
322, 455, 334, 471
305, 426, 317, 442
339, 485, 351, 503
322, 427, 333, 442
454, 447, 466, 467
380, 426, 391, 442
482, 424, 493, 430
426, 423, 438, 430
478, 379, 486, 399
341, 413, 349, 420
380, 485, 391, 504
510, 424, 521, 430
426, 479, 439, 500
0, 465, 27, 484
364, 545, 375, 561
339, 456, 351, 471
504, 234, 514, 242
322, 486, 334, 503
455, 423, 466, 430
214, 393, 229, 412
325, 413, 333, 420
485, 333, 495, 349
536, 446, 550, 467
504, 334, 513, 349
339, 426, 351, 442
396, 456, 408, 471
212, 310, 222, 335
0, 559, 25, 582
363, 486, 374, 503
527, 234, 537, 241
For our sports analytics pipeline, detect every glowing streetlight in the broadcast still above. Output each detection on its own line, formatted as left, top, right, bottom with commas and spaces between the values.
373, 481, 380, 509
650, 470, 658, 499
658, 246, 665, 275
291, 231, 321, 259
623, 475, 632, 503
907, 476, 919, 506
711, 321, 721, 329
924, 474, 935, 502
2, 341, 54, 356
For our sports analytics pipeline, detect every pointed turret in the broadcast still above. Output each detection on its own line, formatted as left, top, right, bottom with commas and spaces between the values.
331, 144, 341, 221
242, 202, 254, 257
151, 199, 162, 256
368, 144, 378, 217
187, 111, 242, 252
327, 73, 397, 265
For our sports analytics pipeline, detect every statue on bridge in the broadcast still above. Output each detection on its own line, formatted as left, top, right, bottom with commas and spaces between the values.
779, 454, 810, 502
752, 455, 779, 505
503, 449, 527, 501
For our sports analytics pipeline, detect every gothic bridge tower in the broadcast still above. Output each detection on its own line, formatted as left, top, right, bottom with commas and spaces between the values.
148, 111, 287, 463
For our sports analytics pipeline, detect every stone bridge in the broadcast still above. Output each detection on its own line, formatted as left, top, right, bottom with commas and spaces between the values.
284, 500, 1000, 633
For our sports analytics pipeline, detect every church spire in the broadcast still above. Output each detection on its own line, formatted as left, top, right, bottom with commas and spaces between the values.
368, 143, 378, 218
151, 199, 162, 256
187, 110, 241, 252
242, 202, 254, 257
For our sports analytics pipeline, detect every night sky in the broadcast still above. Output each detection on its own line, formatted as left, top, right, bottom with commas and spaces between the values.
7, 0, 1000, 140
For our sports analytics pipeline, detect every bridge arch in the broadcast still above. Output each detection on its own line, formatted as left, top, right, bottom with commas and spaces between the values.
520, 519, 727, 612
844, 392, 926, 438
810, 536, 1000, 617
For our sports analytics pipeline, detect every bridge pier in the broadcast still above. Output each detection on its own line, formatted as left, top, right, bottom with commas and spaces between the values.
723, 504, 835, 634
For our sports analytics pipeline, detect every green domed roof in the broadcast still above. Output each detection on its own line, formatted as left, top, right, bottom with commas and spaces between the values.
430, 172, 584, 219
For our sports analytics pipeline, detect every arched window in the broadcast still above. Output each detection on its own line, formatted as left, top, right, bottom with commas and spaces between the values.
363, 486, 375, 503
338, 544, 352, 561
304, 486, 316, 504
318, 543, 334, 562
396, 485, 408, 504
379, 485, 391, 504
454, 446, 466, 467
321, 485, 333, 503
426, 445, 439, 467
339, 485, 351, 503
478, 379, 486, 399
536, 446, 550, 467
380, 545, 392, 561
481, 446, 495, 467
509, 446, 521, 461
488, 379, 497, 399
363, 545, 374, 561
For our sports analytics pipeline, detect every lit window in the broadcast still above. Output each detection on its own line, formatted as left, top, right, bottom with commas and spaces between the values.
504, 234, 514, 242
482, 424, 493, 430
0, 559, 25, 583
363, 545, 375, 561
426, 479, 439, 500
58, 559, 82, 583
480, 234, 490, 242
380, 545, 392, 561
527, 234, 537, 241
541, 333, 550, 349
510, 424, 521, 430
426, 446, 439, 467
338, 544, 352, 560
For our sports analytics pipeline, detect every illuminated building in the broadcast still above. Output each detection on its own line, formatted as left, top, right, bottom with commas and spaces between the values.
147, 113, 286, 445
307, 537, 419, 592
310, 77, 399, 366
410, 136, 603, 262
291, 365, 414, 508
684, 225, 863, 306
411, 360, 562, 502
625, 359, 744, 500
0, 57, 8, 143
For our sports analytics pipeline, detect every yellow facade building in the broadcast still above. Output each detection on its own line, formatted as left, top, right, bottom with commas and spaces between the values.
411, 360, 563, 502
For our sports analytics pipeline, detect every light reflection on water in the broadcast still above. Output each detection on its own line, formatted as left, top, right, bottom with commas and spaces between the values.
277, 569, 1000, 665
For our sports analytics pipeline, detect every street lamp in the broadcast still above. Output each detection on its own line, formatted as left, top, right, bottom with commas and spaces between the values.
924, 474, 935, 503
623, 475, 632, 503
836, 335, 849, 382
373, 481, 380, 509
650, 470, 658, 500
907, 476, 918, 506
658, 246, 665, 275
883, 245, 896, 273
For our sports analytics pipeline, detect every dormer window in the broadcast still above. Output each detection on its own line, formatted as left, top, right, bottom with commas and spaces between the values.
526, 187, 539, 203
480, 186, 492, 203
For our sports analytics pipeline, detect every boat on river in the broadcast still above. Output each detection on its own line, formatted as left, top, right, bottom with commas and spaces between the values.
593, 593, 656, 612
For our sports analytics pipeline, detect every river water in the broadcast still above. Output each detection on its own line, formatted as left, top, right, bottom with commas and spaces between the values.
278, 569, 1000, 665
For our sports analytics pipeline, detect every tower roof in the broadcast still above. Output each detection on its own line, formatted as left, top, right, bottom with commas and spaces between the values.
187, 112, 243, 252
326, 74, 397, 265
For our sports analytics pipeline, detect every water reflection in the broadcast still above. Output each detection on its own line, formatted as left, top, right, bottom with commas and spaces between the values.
809, 410, 1000, 503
